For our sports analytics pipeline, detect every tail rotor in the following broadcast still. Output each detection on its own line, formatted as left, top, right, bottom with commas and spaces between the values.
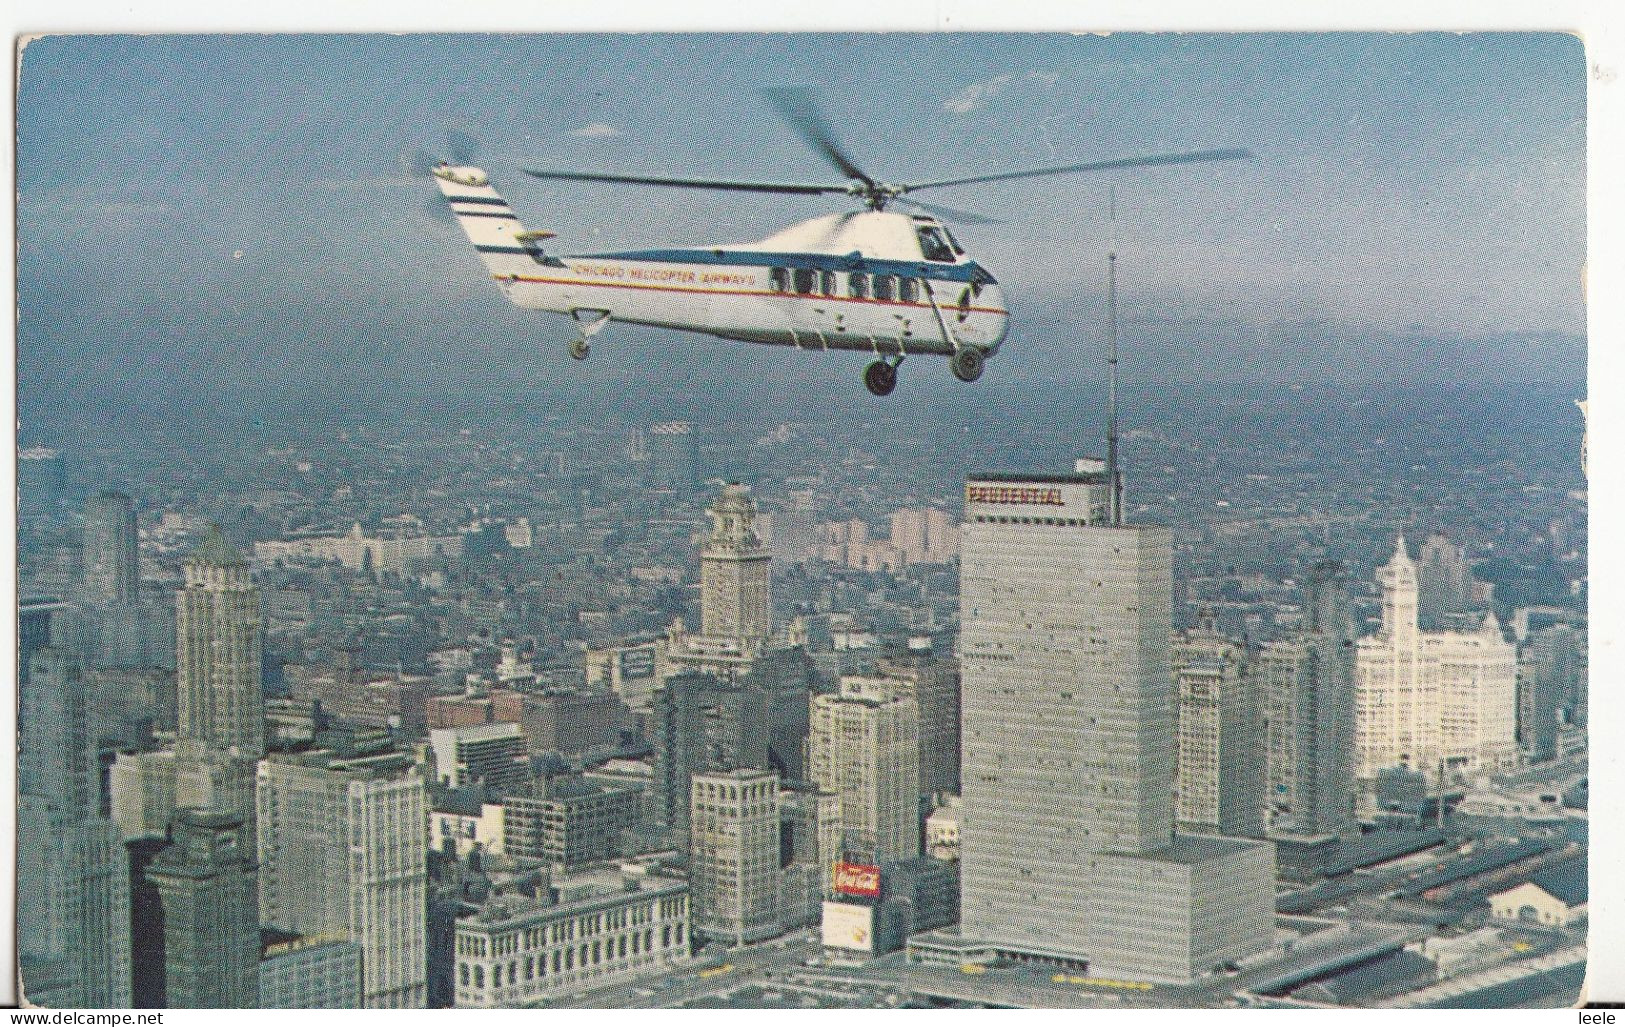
402, 130, 484, 180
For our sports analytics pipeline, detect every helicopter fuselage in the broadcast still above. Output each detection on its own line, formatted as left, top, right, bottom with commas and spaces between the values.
437, 169, 1009, 361
498, 246, 1008, 357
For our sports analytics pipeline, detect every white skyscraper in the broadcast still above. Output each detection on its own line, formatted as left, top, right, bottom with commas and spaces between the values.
809, 676, 921, 865
111, 748, 180, 841
955, 469, 1273, 983
258, 747, 429, 1008
1355, 537, 1518, 788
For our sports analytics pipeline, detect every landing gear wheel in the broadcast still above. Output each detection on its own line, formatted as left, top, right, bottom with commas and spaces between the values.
569, 337, 591, 361
950, 347, 985, 383
864, 360, 898, 397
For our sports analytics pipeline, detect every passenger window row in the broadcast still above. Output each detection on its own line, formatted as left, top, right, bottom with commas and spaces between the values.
768, 267, 925, 304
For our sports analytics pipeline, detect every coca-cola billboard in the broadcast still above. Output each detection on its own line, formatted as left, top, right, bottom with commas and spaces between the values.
833, 861, 881, 897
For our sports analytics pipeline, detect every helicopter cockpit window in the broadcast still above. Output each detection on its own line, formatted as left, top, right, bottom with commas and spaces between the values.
792, 268, 817, 295
769, 268, 788, 293
848, 272, 869, 299
872, 275, 895, 301
942, 225, 967, 256
917, 225, 956, 263
820, 270, 838, 297
898, 278, 920, 304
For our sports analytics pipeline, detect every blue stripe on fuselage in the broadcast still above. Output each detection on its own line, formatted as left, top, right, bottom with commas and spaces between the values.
569, 247, 996, 284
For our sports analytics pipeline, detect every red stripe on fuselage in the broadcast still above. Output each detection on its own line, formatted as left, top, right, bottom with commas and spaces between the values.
491, 272, 1008, 315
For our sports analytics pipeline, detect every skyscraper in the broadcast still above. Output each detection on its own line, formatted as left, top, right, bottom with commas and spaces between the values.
809, 676, 922, 865
146, 809, 261, 1008
1172, 628, 1264, 838
17, 626, 134, 1008
83, 490, 141, 606
649, 671, 770, 839
428, 722, 530, 794
172, 525, 264, 833
766, 490, 820, 565
889, 508, 930, 564
19, 595, 63, 673
873, 652, 961, 797
82, 490, 151, 668
1417, 533, 1472, 630
699, 483, 773, 644
176, 525, 264, 760
688, 769, 781, 944
776, 781, 841, 927
956, 469, 1272, 982
960, 473, 1172, 926
1355, 537, 1518, 789
647, 420, 698, 489
1518, 622, 1587, 763
1260, 561, 1358, 840
257, 747, 429, 1008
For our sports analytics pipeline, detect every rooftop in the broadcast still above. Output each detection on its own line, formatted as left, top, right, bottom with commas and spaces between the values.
1293, 949, 1438, 1004
458, 867, 687, 931
1112, 834, 1268, 867
266, 747, 418, 778
1528, 857, 1587, 906
968, 471, 1108, 485
189, 523, 247, 567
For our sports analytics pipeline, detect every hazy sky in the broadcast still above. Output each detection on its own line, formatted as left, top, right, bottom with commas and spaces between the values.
15, 33, 1585, 418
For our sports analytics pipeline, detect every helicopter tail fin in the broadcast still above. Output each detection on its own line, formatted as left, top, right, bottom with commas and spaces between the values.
432, 167, 555, 288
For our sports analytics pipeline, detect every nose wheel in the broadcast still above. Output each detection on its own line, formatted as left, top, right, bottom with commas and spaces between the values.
568, 309, 611, 362
950, 347, 986, 383
864, 359, 899, 397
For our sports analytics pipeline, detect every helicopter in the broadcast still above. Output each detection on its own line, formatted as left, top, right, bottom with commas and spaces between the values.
420, 89, 1247, 397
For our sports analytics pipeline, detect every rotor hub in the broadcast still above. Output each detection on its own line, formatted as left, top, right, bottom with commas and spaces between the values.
851, 182, 906, 211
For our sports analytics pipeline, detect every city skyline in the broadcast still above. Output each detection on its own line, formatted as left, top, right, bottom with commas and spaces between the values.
12, 29, 1596, 1012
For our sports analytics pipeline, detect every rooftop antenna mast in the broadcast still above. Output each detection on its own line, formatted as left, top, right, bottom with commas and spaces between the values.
1106, 186, 1123, 525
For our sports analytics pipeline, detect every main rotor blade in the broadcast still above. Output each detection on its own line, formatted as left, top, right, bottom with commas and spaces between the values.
896, 197, 1000, 226
763, 86, 877, 189
521, 167, 850, 196
904, 147, 1253, 193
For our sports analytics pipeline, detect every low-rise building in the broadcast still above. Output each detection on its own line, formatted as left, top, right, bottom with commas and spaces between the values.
502, 775, 641, 871
253, 523, 464, 575
1490, 859, 1588, 928
453, 867, 689, 1007
1085, 835, 1276, 984
431, 794, 507, 859
429, 722, 531, 794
